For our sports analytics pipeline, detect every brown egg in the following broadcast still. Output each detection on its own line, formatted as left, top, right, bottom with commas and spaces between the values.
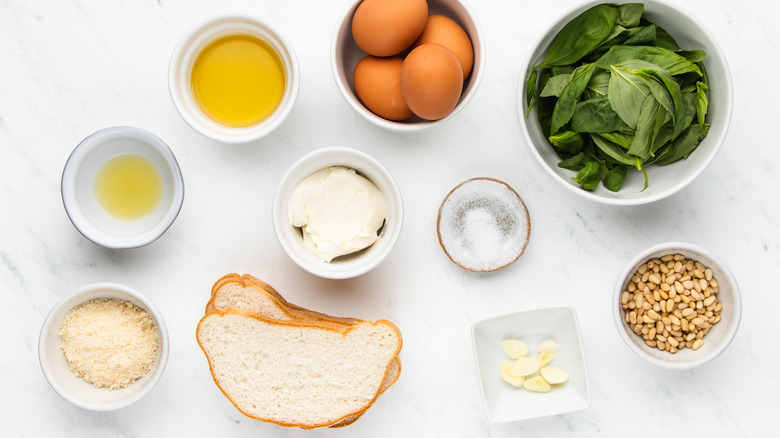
401, 44, 463, 121
353, 56, 413, 121
414, 14, 474, 78
351, 0, 428, 57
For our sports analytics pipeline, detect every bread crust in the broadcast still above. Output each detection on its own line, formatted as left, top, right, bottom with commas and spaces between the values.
196, 308, 402, 429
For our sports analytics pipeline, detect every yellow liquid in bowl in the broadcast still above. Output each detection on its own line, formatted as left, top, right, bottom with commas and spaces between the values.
94, 154, 164, 220
191, 34, 286, 128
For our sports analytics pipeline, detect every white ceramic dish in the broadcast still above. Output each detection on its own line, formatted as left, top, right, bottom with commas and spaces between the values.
169, 14, 300, 143
272, 147, 403, 279
517, 0, 733, 205
61, 126, 184, 249
331, 0, 484, 132
437, 177, 530, 272
613, 242, 741, 369
472, 306, 591, 422
38, 283, 169, 411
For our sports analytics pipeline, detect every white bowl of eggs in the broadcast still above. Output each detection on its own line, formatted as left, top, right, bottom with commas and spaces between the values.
332, 0, 485, 131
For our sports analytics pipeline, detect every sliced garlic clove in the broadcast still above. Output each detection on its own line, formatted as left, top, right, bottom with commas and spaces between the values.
500, 359, 524, 387
538, 339, 559, 353
501, 339, 529, 359
509, 357, 539, 377
537, 351, 555, 366
540, 366, 569, 384
523, 376, 552, 392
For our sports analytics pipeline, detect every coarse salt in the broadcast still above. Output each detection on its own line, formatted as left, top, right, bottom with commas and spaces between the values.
437, 178, 530, 272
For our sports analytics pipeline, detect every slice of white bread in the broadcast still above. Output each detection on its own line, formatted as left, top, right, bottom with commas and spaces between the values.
197, 309, 402, 429
205, 274, 402, 428
206, 274, 401, 394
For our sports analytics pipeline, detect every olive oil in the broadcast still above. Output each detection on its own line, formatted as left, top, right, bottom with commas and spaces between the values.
94, 154, 163, 220
191, 34, 286, 127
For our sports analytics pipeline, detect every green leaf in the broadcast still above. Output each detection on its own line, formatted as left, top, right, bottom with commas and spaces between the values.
603, 165, 628, 192
540, 74, 572, 97
616, 3, 643, 28
628, 96, 661, 159
549, 131, 584, 154
696, 81, 709, 128
550, 63, 596, 134
534, 4, 619, 69
653, 124, 706, 165
587, 70, 611, 96
655, 25, 681, 51
557, 152, 586, 171
677, 50, 707, 62
524, 70, 538, 115
608, 66, 652, 129
571, 95, 631, 133
573, 161, 602, 190
623, 24, 656, 46
595, 45, 703, 76
628, 66, 685, 137
599, 131, 634, 149
591, 134, 636, 165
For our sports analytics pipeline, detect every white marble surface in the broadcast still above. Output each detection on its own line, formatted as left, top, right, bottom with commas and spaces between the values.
1, 0, 778, 436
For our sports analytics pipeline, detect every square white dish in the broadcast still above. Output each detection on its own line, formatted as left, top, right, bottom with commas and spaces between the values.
472, 306, 590, 422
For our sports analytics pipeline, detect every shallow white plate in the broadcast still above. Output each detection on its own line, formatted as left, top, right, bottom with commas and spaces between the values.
472, 306, 591, 422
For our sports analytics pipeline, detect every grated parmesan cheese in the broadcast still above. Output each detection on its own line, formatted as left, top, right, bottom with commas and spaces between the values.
59, 298, 159, 390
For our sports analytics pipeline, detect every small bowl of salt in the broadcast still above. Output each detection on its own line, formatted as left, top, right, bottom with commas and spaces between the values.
437, 177, 531, 272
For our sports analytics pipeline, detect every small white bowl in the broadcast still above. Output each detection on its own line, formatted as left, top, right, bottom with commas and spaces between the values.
472, 306, 591, 422
613, 242, 741, 370
38, 283, 169, 411
169, 15, 300, 143
437, 177, 531, 273
517, 0, 733, 205
331, 0, 485, 132
272, 147, 403, 279
61, 126, 184, 249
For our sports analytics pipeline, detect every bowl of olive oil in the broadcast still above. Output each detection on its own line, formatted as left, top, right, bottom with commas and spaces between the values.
169, 15, 300, 144
61, 126, 185, 248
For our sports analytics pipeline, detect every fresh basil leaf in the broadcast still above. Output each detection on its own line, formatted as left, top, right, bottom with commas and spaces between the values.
591, 134, 636, 165
551, 66, 575, 76
549, 131, 585, 154
628, 96, 661, 159
596, 45, 702, 76
558, 152, 586, 170
654, 25, 681, 51
525, 70, 538, 112
598, 131, 634, 150
696, 81, 709, 128
550, 63, 596, 134
587, 70, 611, 96
573, 161, 602, 190
534, 4, 619, 68
629, 67, 685, 137
540, 74, 572, 97
623, 24, 656, 46
677, 49, 707, 62
616, 3, 643, 28
608, 66, 652, 129
571, 96, 631, 133
603, 165, 628, 192
653, 124, 706, 165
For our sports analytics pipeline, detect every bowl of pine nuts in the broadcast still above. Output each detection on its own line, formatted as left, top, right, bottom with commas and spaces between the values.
614, 242, 741, 370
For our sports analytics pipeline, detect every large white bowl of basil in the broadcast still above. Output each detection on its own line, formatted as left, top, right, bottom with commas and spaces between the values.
518, 1, 732, 205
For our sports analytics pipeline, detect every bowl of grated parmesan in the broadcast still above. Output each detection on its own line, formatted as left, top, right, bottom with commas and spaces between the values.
38, 283, 169, 411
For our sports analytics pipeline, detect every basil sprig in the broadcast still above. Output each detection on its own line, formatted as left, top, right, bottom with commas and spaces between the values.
526, 3, 710, 193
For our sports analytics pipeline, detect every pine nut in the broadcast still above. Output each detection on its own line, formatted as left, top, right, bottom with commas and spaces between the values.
621, 254, 724, 355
